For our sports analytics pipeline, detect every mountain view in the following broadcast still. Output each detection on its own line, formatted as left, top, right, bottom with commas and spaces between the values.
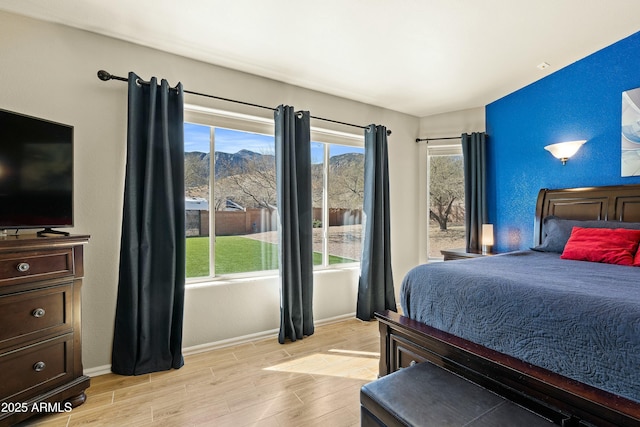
185, 150, 364, 211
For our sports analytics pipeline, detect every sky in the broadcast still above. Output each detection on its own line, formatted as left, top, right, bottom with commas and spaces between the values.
184, 122, 363, 159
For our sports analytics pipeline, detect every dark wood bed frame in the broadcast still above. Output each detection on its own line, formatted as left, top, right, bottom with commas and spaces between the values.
376, 184, 640, 427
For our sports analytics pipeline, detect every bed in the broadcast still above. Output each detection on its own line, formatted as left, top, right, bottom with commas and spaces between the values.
376, 184, 640, 427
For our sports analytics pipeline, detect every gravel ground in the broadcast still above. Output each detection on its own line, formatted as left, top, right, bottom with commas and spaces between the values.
244, 225, 362, 260
244, 223, 465, 261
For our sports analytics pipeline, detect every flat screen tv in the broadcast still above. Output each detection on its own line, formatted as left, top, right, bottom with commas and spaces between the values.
0, 109, 73, 234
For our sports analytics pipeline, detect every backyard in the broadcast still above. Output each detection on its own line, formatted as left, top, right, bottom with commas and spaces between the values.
428, 223, 466, 259
186, 225, 360, 277
187, 221, 466, 277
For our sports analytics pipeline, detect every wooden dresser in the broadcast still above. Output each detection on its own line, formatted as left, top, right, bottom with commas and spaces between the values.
0, 234, 90, 426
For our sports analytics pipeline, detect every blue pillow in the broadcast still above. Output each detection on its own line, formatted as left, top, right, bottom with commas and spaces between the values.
532, 216, 640, 253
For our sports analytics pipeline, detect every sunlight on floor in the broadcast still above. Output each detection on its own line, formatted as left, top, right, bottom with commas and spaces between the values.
264, 348, 379, 381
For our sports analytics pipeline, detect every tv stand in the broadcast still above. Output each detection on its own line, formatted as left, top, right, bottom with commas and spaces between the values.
37, 228, 71, 237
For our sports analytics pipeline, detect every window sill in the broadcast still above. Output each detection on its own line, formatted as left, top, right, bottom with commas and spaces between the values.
186, 264, 360, 289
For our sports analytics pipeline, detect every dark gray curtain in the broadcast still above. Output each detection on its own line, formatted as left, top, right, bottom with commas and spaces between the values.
112, 73, 186, 375
462, 132, 488, 252
275, 105, 314, 343
357, 125, 396, 320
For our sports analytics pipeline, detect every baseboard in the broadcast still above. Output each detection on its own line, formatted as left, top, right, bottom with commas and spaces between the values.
315, 312, 357, 326
84, 312, 357, 376
182, 328, 280, 356
84, 364, 112, 377
183, 312, 356, 355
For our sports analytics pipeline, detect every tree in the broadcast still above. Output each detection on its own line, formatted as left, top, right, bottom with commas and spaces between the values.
184, 152, 210, 198
429, 155, 464, 230
311, 163, 324, 209
328, 153, 364, 210
188, 148, 365, 216
216, 150, 277, 211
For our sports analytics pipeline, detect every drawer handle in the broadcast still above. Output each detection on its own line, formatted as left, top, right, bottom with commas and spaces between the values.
17, 262, 30, 272
32, 308, 46, 318
33, 361, 46, 372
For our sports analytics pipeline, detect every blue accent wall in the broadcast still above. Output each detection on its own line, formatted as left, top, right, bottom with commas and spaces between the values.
486, 31, 640, 252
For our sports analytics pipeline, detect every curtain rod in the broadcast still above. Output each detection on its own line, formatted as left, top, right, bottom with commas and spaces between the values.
415, 136, 460, 143
97, 70, 391, 136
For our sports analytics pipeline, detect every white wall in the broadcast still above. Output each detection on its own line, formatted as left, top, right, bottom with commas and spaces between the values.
0, 11, 422, 370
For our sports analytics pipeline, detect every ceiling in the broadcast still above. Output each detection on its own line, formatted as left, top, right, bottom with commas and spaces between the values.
2, 0, 640, 117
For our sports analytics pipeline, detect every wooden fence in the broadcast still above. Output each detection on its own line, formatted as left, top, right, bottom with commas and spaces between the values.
186, 207, 362, 237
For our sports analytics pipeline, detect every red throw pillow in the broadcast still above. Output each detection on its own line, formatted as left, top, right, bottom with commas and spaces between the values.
635, 246, 640, 267
560, 227, 640, 266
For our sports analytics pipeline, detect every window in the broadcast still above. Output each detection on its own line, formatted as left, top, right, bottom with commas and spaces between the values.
427, 143, 465, 260
311, 141, 364, 267
184, 107, 364, 279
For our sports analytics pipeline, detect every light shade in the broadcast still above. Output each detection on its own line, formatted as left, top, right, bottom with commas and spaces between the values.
544, 140, 586, 165
481, 224, 494, 246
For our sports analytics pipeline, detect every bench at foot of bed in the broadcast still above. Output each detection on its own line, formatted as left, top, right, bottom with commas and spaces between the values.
360, 361, 553, 427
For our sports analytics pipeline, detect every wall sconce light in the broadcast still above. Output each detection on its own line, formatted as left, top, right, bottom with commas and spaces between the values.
544, 140, 586, 165
481, 224, 494, 255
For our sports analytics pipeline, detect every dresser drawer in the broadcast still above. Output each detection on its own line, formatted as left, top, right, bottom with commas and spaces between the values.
0, 284, 73, 349
0, 334, 74, 402
0, 249, 75, 287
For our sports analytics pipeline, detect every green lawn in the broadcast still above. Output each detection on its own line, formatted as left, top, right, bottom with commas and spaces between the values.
186, 236, 356, 278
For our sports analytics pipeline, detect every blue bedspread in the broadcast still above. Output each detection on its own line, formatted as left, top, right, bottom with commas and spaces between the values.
401, 250, 640, 402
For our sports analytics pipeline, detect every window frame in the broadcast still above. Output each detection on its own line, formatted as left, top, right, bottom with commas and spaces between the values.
312, 138, 365, 269
184, 104, 364, 283
426, 140, 464, 262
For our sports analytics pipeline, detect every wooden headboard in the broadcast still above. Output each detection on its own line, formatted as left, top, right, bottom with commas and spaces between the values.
534, 184, 640, 245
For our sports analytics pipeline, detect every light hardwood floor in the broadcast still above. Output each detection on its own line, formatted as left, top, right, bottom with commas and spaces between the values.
21, 319, 380, 427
